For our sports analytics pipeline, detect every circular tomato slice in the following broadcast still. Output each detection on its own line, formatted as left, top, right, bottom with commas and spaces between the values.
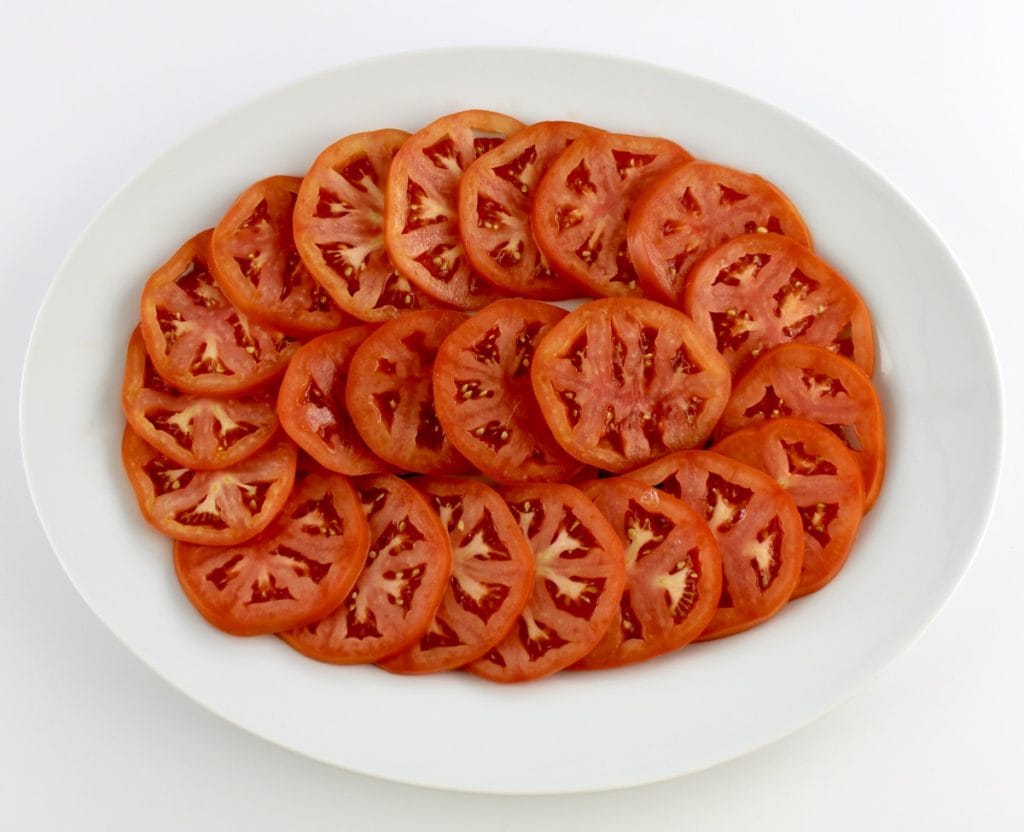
122, 327, 278, 470
577, 478, 722, 669
384, 110, 524, 309
628, 450, 803, 639
468, 483, 626, 683
714, 343, 885, 508
276, 325, 392, 475
280, 474, 452, 664
378, 477, 534, 674
293, 129, 442, 322
458, 121, 597, 299
139, 230, 299, 396
713, 419, 864, 597
531, 298, 731, 472
628, 161, 813, 304
532, 131, 691, 298
683, 233, 874, 376
173, 471, 369, 635
433, 299, 587, 483
345, 309, 472, 474
121, 425, 297, 546
210, 175, 347, 336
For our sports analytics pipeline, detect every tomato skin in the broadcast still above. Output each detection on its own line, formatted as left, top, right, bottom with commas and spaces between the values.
173, 472, 369, 636
211, 175, 348, 337
433, 299, 587, 483
530, 298, 731, 472
576, 477, 722, 669
121, 425, 297, 546
458, 121, 598, 300
378, 477, 535, 674
683, 233, 874, 377
627, 161, 813, 304
532, 131, 691, 298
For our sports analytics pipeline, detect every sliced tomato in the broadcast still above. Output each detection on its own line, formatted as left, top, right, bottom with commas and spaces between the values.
345, 309, 472, 475
714, 343, 885, 509
433, 299, 587, 483
532, 131, 691, 298
683, 233, 874, 376
628, 450, 803, 639
576, 477, 722, 669
628, 161, 813, 304
139, 230, 299, 396
173, 471, 369, 635
276, 325, 392, 475
384, 110, 524, 309
530, 298, 731, 472
210, 175, 347, 336
122, 327, 278, 470
468, 483, 626, 683
714, 419, 864, 597
280, 474, 452, 664
378, 477, 535, 674
121, 425, 297, 546
458, 121, 597, 299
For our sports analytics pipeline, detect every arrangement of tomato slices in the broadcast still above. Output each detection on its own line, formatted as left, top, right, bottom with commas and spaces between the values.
120, 110, 886, 683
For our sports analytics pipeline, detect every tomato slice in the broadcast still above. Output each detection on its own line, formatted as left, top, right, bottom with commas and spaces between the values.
276, 325, 393, 475
457, 121, 597, 299
713, 419, 864, 597
576, 477, 722, 669
683, 233, 874, 376
280, 474, 452, 664
627, 161, 813, 304
122, 327, 278, 470
173, 471, 369, 635
468, 483, 626, 682
139, 230, 299, 396
714, 343, 885, 509
210, 175, 347, 336
530, 298, 731, 472
345, 309, 472, 475
121, 425, 297, 546
384, 110, 524, 309
628, 450, 803, 639
532, 132, 691, 298
433, 299, 587, 483
378, 477, 535, 674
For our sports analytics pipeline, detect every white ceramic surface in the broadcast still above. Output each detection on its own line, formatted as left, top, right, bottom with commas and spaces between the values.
20, 48, 1001, 794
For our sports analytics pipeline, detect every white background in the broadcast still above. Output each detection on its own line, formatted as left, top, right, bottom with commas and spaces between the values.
2, 1, 1020, 827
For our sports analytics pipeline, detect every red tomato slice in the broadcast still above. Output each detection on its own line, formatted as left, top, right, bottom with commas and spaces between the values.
384, 110, 524, 309
577, 477, 722, 669
468, 483, 626, 682
173, 471, 370, 635
276, 325, 393, 475
210, 175, 348, 337
713, 419, 864, 597
345, 309, 472, 475
121, 425, 297, 546
530, 298, 731, 472
628, 450, 803, 639
280, 474, 452, 664
293, 129, 443, 322
458, 121, 597, 299
433, 299, 587, 483
139, 230, 299, 396
714, 343, 885, 509
378, 477, 535, 674
122, 327, 278, 470
532, 132, 691, 298
683, 233, 874, 376
627, 161, 813, 304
